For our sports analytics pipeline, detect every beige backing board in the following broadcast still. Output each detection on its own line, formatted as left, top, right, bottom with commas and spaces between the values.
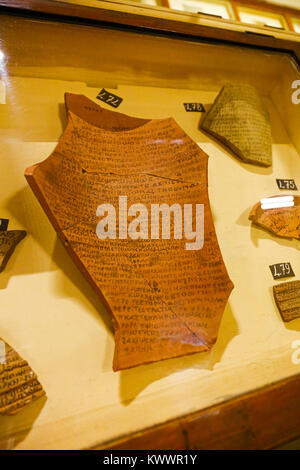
0, 15, 300, 450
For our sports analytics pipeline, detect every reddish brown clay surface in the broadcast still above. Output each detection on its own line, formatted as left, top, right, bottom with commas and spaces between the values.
25, 93, 233, 371
0, 338, 45, 415
0, 230, 26, 272
249, 196, 300, 240
273, 281, 300, 322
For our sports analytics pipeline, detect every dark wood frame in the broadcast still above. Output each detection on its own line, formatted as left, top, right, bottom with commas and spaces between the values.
1, 0, 300, 450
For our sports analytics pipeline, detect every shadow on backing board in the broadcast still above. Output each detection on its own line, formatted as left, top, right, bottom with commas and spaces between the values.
5, 187, 114, 333
0, 395, 46, 450
118, 302, 238, 405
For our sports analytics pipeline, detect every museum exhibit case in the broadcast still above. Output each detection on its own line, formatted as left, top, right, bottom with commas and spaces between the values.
0, 0, 300, 450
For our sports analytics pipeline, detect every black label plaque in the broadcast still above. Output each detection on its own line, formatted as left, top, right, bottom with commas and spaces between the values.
269, 262, 295, 280
96, 89, 123, 108
276, 179, 297, 190
183, 103, 205, 112
0, 219, 9, 231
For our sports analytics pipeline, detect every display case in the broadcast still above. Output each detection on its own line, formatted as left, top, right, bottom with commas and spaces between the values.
0, 0, 300, 450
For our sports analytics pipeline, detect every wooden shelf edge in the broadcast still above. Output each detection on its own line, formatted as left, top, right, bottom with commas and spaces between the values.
93, 373, 300, 450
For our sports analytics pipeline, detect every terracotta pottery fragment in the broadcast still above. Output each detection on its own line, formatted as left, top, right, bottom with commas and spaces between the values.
273, 281, 300, 322
201, 83, 272, 167
0, 338, 45, 415
0, 230, 26, 272
25, 93, 234, 371
249, 195, 300, 240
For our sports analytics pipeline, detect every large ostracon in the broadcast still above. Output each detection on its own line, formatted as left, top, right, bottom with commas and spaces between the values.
25, 93, 234, 371
273, 281, 300, 322
249, 195, 300, 240
0, 230, 26, 272
201, 83, 272, 167
0, 338, 45, 415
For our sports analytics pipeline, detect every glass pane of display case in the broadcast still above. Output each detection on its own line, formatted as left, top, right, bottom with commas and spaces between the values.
237, 6, 287, 29
0, 8, 300, 450
168, 0, 233, 18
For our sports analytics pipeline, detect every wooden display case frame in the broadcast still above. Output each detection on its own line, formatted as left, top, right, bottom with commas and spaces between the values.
0, 0, 300, 450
